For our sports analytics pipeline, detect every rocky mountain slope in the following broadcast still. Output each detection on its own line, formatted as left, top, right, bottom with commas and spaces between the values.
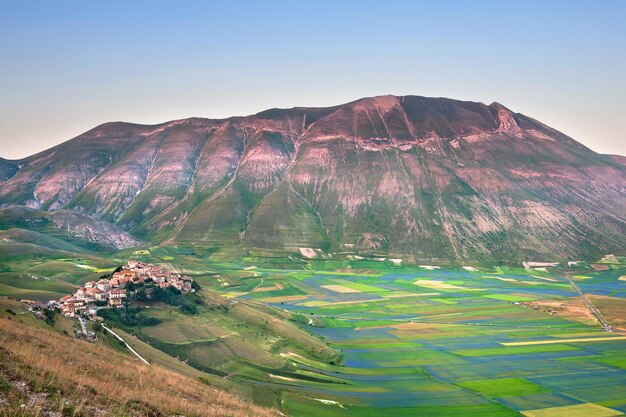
1, 95, 624, 261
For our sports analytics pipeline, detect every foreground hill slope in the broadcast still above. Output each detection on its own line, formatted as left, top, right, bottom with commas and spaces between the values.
0, 298, 276, 417
0, 95, 624, 261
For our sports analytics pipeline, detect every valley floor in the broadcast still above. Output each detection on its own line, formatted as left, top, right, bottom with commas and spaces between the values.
1, 248, 626, 417
219, 262, 626, 417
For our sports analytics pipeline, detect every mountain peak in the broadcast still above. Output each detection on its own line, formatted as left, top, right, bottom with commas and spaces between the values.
487, 102, 522, 136
1, 94, 623, 261
353, 94, 400, 109
488, 101, 507, 109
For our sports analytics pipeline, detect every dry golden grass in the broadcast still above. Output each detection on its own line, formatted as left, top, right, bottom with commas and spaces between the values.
320, 285, 361, 294
525, 298, 599, 326
0, 314, 278, 417
588, 294, 626, 332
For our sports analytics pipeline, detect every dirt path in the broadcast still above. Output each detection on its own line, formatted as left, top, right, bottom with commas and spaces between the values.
102, 324, 151, 365
250, 277, 264, 293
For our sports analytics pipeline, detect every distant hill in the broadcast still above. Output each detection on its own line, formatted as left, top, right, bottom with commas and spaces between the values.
1, 95, 624, 261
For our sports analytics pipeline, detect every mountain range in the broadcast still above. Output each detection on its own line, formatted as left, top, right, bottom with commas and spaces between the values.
1, 95, 624, 261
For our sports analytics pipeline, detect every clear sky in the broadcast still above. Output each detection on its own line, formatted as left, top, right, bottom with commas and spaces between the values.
1, 0, 625, 159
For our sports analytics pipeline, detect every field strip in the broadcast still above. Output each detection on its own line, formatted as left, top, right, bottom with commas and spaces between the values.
253, 283, 284, 292
321, 284, 362, 293
268, 373, 299, 382
386, 292, 440, 298
312, 271, 382, 277
530, 275, 559, 282
300, 293, 441, 307
414, 279, 467, 289
484, 276, 518, 282
502, 336, 626, 346
258, 295, 308, 303
521, 402, 624, 417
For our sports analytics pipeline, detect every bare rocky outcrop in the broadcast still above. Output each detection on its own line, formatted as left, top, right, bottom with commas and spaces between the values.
48, 211, 140, 250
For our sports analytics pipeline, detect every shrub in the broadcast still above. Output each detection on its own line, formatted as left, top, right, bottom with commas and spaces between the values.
44, 309, 56, 327
98, 307, 161, 328
197, 376, 211, 386
92, 321, 103, 333
179, 303, 197, 315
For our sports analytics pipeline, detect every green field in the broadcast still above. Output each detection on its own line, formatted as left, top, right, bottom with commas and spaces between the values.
222, 260, 626, 416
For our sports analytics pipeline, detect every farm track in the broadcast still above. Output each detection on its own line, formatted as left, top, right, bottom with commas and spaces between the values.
563, 272, 613, 332
102, 324, 151, 365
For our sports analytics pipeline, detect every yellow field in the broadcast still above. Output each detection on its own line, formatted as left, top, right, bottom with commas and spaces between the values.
413, 279, 472, 290
321, 284, 362, 293
502, 336, 626, 346
521, 403, 623, 417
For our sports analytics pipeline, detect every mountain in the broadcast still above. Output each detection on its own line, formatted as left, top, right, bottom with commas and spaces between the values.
1, 95, 624, 261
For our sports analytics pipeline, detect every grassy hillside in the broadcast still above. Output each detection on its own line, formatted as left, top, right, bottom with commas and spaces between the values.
99, 288, 341, 382
0, 251, 116, 301
0, 297, 277, 417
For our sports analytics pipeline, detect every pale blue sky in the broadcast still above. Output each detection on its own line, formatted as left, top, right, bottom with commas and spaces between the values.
1, 1, 625, 159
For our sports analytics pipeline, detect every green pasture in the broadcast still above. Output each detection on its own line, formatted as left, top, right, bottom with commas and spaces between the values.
458, 378, 551, 397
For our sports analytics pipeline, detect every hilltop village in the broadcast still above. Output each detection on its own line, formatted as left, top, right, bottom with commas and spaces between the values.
55, 260, 195, 318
